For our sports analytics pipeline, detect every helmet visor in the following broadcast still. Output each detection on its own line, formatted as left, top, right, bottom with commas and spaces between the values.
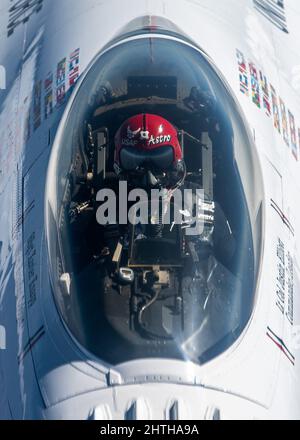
120, 146, 174, 171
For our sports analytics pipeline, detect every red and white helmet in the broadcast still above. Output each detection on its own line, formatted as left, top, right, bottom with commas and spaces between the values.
114, 113, 182, 174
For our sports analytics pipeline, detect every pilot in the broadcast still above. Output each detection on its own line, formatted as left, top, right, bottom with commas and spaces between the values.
113, 113, 235, 268
114, 113, 185, 191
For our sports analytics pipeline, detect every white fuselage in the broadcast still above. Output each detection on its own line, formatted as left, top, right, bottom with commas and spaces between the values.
0, 0, 300, 420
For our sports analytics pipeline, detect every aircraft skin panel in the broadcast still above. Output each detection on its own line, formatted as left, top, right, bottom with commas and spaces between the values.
0, 0, 299, 419
43, 383, 268, 420
23, 149, 109, 409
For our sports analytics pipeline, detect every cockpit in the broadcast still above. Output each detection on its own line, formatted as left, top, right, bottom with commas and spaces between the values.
46, 25, 264, 366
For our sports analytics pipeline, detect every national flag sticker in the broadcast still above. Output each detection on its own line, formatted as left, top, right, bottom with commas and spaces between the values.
289, 111, 298, 160
249, 62, 261, 108
270, 85, 281, 134
44, 72, 53, 119
279, 98, 289, 147
260, 71, 271, 117
69, 48, 80, 87
236, 49, 249, 96
56, 58, 66, 106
